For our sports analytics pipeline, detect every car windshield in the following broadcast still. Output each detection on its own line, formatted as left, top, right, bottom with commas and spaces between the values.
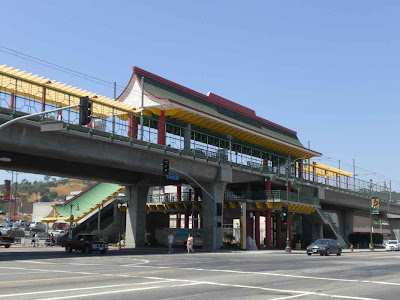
314, 239, 331, 245
388, 241, 397, 244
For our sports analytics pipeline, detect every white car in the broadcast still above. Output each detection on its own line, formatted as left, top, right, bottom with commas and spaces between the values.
386, 240, 400, 251
29, 222, 46, 230
52, 230, 66, 237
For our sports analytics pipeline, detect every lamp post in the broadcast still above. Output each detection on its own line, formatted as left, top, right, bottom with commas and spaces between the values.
285, 157, 307, 253
369, 180, 388, 250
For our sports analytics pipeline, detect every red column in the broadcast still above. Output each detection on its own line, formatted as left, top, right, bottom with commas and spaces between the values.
246, 211, 251, 238
194, 210, 199, 228
185, 213, 189, 228
288, 212, 292, 246
128, 115, 138, 139
158, 111, 166, 145
254, 211, 260, 249
312, 166, 315, 182
276, 212, 282, 248
265, 209, 272, 249
58, 110, 62, 121
176, 214, 181, 229
265, 179, 271, 191
41, 87, 46, 112
10, 93, 15, 110
177, 186, 181, 202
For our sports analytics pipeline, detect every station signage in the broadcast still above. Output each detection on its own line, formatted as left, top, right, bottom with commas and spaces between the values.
371, 197, 380, 215
3, 180, 10, 201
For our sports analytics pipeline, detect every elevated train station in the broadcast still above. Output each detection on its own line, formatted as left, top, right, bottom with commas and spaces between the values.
0, 65, 395, 250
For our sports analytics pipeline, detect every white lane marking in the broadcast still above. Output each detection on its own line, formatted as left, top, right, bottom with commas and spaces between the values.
130, 265, 400, 287
200, 281, 378, 300
0, 280, 170, 298
14, 258, 150, 267
0, 266, 94, 275
271, 294, 309, 300
37, 282, 201, 300
0, 271, 46, 276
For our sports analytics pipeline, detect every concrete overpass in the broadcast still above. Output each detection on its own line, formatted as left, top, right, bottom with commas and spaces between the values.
0, 64, 397, 250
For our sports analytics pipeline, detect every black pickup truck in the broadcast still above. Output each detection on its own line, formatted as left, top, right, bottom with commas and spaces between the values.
61, 234, 108, 254
0, 236, 15, 248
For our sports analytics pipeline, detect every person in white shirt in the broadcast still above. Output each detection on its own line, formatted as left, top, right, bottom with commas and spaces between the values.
167, 233, 174, 254
187, 234, 195, 254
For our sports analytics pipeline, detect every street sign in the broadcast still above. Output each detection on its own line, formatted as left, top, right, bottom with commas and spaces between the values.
371, 197, 380, 215
166, 174, 179, 181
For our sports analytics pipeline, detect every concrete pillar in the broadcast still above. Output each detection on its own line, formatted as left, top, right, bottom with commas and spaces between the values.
337, 209, 354, 242
194, 210, 199, 229
125, 185, 149, 248
276, 212, 282, 248
319, 222, 324, 239
157, 111, 166, 145
254, 210, 260, 249
201, 182, 227, 250
265, 209, 272, 249
184, 123, 191, 151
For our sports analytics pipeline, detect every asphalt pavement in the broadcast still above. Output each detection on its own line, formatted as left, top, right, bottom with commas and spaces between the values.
0, 246, 399, 299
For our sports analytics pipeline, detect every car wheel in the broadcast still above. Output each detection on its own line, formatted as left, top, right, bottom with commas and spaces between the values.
101, 249, 108, 254
4, 244, 10, 248
325, 249, 330, 256
320, 253, 324, 256
337, 249, 342, 256
65, 245, 72, 253
307, 253, 312, 256
85, 245, 92, 254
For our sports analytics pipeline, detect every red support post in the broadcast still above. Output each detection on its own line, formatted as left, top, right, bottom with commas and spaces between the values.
254, 210, 260, 249
265, 209, 272, 249
176, 214, 181, 229
312, 166, 315, 182
10, 93, 15, 110
185, 213, 189, 229
57, 110, 62, 121
128, 115, 138, 139
177, 186, 181, 202
246, 211, 251, 238
157, 111, 166, 145
276, 213, 282, 248
325, 170, 328, 185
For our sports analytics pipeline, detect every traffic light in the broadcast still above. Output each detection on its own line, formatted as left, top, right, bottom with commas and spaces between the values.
162, 159, 169, 175
282, 205, 288, 223
216, 203, 222, 216
79, 96, 92, 125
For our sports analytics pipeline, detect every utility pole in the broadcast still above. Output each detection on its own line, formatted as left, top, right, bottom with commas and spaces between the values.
369, 179, 374, 251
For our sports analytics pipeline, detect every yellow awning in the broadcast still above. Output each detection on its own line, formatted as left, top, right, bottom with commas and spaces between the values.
302, 162, 352, 177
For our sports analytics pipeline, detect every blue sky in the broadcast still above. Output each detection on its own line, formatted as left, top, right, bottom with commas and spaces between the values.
0, 1, 399, 190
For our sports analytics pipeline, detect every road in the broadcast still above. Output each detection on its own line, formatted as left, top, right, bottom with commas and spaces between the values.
0, 247, 399, 299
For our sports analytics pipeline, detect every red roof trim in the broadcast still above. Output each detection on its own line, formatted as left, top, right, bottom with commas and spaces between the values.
56, 182, 100, 207
132, 66, 297, 135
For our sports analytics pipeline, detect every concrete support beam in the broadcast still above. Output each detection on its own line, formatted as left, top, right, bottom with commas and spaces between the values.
337, 209, 354, 243
201, 181, 227, 250
125, 185, 149, 248
319, 222, 324, 239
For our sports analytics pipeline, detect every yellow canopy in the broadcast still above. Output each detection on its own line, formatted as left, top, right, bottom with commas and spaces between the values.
301, 162, 352, 177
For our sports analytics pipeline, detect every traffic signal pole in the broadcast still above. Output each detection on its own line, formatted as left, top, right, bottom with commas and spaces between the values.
0, 104, 79, 131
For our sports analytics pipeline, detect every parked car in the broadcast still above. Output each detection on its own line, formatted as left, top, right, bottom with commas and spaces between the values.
0, 210, 6, 215
0, 236, 15, 248
29, 222, 46, 230
385, 240, 400, 251
61, 234, 108, 254
307, 239, 342, 256
52, 230, 66, 237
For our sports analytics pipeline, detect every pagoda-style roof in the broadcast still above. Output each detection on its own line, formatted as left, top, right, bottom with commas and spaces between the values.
117, 67, 321, 159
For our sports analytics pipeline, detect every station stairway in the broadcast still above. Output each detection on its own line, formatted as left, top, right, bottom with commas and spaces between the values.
316, 208, 347, 248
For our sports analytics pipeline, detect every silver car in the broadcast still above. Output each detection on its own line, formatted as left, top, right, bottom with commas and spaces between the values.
307, 239, 342, 256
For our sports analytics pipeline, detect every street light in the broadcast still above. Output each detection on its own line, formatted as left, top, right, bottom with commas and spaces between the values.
285, 157, 307, 253
369, 180, 387, 251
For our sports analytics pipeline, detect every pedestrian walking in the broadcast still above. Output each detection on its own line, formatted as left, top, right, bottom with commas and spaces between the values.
349, 242, 354, 252
167, 232, 174, 254
34, 233, 39, 247
187, 234, 195, 254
